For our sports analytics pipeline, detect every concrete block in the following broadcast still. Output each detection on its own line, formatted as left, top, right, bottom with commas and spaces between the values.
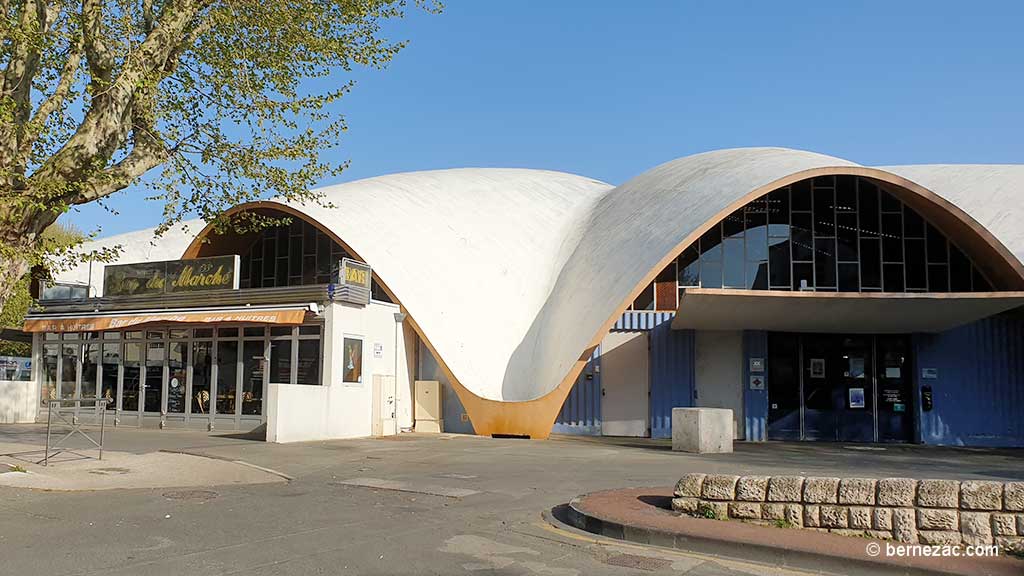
803, 477, 840, 504
919, 530, 963, 545
960, 511, 994, 545
849, 507, 872, 529
916, 479, 959, 508
701, 474, 739, 501
671, 497, 700, 515
873, 507, 893, 531
762, 503, 786, 521
736, 476, 770, 502
784, 504, 803, 527
992, 513, 1017, 536
674, 473, 706, 498
671, 408, 733, 453
703, 500, 729, 520
893, 508, 917, 543
1003, 482, 1024, 512
804, 505, 820, 528
729, 502, 762, 520
819, 505, 848, 528
1019, 514, 1024, 535
994, 536, 1024, 554
838, 478, 876, 505
916, 508, 958, 531
865, 530, 894, 540
767, 476, 804, 502
878, 478, 917, 507
960, 481, 1002, 511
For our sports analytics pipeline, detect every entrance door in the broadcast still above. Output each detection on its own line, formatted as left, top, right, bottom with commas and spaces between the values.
876, 336, 913, 442
767, 333, 911, 443
601, 331, 649, 437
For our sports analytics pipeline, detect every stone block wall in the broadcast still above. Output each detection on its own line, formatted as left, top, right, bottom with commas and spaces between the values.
672, 473, 1024, 552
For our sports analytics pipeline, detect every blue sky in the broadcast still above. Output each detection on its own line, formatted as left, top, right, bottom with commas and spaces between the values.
68, 0, 1024, 236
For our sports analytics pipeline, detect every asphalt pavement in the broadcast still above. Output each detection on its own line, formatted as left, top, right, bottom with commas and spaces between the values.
0, 425, 1021, 575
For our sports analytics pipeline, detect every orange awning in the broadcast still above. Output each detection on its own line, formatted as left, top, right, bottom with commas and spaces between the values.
23, 308, 309, 333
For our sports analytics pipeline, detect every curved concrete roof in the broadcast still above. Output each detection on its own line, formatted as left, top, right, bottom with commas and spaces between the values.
57, 149, 1024, 409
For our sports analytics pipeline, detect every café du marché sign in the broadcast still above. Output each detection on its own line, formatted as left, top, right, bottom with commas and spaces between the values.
104, 255, 240, 297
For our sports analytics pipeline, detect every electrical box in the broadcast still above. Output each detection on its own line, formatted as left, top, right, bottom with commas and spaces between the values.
414, 380, 443, 433
372, 374, 397, 437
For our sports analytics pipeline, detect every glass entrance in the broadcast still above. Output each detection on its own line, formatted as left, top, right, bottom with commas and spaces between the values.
767, 333, 913, 443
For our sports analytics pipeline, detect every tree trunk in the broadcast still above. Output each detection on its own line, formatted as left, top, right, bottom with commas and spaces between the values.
0, 202, 58, 315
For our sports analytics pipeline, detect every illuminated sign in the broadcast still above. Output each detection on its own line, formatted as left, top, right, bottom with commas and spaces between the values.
104, 255, 240, 297
340, 258, 372, 290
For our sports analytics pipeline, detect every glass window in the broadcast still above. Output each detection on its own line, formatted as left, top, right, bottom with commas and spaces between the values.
791, 213, 813, 261
243, 327, 264, 338
269, 339, 292, 384
814, 238, 836, 287
218, 327, 238, 338
101, 343, 120, 409
883, 263, 905, 292
881, 213, 903, 262
700, 261, 722, 289
767, 188, 789, 225
60, 343, 78, 400
167, 342, 187, 413
860, 239, 882, 289
858, 181, 879, 236
793, 263, 814, 291
82, 344, 99, 399
144, 342, 164, 412
723, 210, 744, 238
42, 343, 59, 403
677, 246, 700, 287
169, 329, 189, 339
791, 179, 812, 211
123, 343, 143, 411
102, 331, 120, 340
632, 283, 654, 310
903, 207, 925, 239
343, 338, 363, 384
745, 220, 768, 262
768, 240, 790, 288
124, 330, 143, 340
44, 332, 60, 341
192, 341, 213, 415
270, 326, 293, 337
296, 340, 321, 385
928, 264, 949, 292
949, 245, 972, 292
699, 225, 722, 261
723, 238, 745, 288
194, 328, 213, 338
217, 340, 238, 415
813, 188, 835, 236
241, 340, 265, 415
926, 224, 948, 264
147, 330, 165, 340
835, 176, 857, 212
905, 239, 927, 289
838, 263, 859, 292
299, 325, 322, 336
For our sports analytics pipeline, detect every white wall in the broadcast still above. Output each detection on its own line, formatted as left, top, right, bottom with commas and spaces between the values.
694, 330, 745, 440
267, 299, 413, 443
0, 380, 37, 423
600, 331, 649, 437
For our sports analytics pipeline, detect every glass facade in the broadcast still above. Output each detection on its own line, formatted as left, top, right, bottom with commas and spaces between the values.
37, 324, 323, 428
239, 218, 392, 302
633, 176, 995, 310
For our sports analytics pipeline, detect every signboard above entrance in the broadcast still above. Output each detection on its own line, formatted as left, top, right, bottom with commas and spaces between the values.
104, 255, 240, 297
327, 258, 373, 306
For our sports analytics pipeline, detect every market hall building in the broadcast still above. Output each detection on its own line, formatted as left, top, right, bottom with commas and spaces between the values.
6, 148, 1024, 447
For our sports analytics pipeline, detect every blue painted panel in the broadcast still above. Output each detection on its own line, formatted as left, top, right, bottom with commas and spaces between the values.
914, 314, 1024, 447
441, 378, 475, 434
552, 346, 602, 435
649, 323, 695, 439
743, 331, 769, 442
613, 311, 676, 331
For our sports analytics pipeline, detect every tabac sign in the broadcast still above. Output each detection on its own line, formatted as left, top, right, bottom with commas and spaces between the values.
327, 258, 372, 305
103, 255, 240, 297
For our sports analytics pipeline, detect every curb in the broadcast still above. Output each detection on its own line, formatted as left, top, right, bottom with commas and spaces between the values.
559, 488, 1023, 576
158, 449, 294, 481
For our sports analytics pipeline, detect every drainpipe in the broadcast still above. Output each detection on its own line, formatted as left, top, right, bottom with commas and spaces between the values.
393, 311, 407, 434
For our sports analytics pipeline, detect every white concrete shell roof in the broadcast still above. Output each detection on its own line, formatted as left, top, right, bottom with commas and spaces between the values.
57, 149, 1024, 406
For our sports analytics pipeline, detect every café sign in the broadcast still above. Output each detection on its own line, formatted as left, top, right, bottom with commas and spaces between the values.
104, 255, 240, 297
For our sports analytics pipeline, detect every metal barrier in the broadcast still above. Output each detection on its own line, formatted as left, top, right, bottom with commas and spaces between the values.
43, 397, 111, 466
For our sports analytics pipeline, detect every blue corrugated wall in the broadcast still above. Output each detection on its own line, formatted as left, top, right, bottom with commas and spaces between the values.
649, 321, 695, 438
552, 346, 602, 435
914, 314, 1024, 447
743, 331, 769, 441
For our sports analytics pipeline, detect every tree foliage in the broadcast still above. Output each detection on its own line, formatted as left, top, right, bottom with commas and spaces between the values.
0, 0, 438, 311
